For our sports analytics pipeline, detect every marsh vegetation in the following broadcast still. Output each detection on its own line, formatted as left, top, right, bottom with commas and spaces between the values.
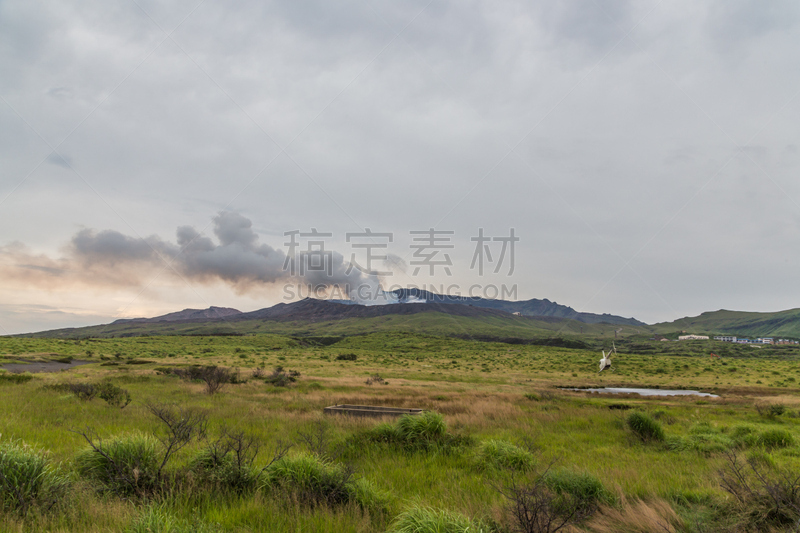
2, 332, 800, 531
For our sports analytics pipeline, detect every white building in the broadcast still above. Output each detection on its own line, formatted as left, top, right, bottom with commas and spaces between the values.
714, 336, 737, 342
678, 334, 709, 340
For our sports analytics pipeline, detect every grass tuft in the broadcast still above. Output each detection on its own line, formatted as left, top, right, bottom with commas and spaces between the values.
626, 412, 665, 442
75, 433, 159, 496
386, 505, 491, 533
758, 428, 794, 449
356, 412, 473, 453
542, 468, 615, 509
474, 439, 535, 472
0, 439, 69, 516
262, 454, 388, 512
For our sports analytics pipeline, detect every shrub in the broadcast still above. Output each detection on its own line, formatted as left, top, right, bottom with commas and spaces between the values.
46, 381, 131, 407
69, 383, 98, 401
626, 412, 665, 442
387, 505, 490, 533
190, 447, 257, 494
0, 440, 68, 516
262, 454, 387, 512
365, 374, 385, 385
198, 366, 232, 394
758, 429, 794, 449
97, 382, 132, 408
188, 428, 285, 494
169, 365, 237, 393
75, 433, 159, 496
719, 450, 800, 530
756, 403, 787, 418
335, 353, 357, 361
265, 366, 300, 387
497, 465, 600, 533
475, 440, 535, 473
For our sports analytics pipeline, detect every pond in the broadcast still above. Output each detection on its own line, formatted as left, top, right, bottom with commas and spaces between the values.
563, 387, 718, 398
1, 359, 92, 374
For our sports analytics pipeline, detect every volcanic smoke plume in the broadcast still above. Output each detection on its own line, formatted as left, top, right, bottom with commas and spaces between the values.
0, 212, 374, 297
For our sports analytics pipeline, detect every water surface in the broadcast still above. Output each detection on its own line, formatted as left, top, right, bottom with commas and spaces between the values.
564, 387, 717, 398
1, 359, 92, 373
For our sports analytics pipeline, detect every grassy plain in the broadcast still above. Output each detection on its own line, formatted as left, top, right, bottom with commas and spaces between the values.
1, 332, 800, 532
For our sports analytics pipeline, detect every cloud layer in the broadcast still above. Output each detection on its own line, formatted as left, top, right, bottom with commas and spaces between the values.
2, 0, 800, 332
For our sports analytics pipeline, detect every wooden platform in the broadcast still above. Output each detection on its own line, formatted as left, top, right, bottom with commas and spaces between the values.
323, 404, 423, 418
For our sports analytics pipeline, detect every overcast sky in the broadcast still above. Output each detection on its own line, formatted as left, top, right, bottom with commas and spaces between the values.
2, 0, 800, 334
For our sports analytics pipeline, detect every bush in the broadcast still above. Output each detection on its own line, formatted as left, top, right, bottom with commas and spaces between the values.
265, 366, 300, 387
75, 433, 159, 496
262, 454, 387, 511
190, 447, 257, 494
46, 381, 132, 407
335, 353, 357, 361
68, 383, 98, 401
387, 505, 490, 533
475, 440, 535, 473
626, 412, 665, 442
497, 465, 600, 533
0, 440, 68, 516
365, 374, 385, 385
756, 403, 787, 418
169, 365, 237, 393
97, 382, 132, 408
188, 428, 282, 494
719, 450, 800, 530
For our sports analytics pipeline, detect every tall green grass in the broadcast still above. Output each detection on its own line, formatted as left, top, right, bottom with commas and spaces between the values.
626, 412, 665, 442
0, 440, 69, 516
75, 433, 159, 496
386, 505, 491, 533
127, 504, 220, 533
542, 468, 615, 508
357, 412, 473, 453
474, 439, 534, 472
261, 454, 389, 513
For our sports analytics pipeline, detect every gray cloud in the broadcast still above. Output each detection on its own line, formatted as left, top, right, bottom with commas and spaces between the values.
2, 212, 371, 297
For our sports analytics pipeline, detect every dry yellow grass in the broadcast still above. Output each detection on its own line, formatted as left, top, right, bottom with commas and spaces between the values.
581, 496, 684, 533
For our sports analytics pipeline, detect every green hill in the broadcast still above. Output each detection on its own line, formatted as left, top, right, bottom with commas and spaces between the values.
21, 309, 636, 347
653, 308, 800, 339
